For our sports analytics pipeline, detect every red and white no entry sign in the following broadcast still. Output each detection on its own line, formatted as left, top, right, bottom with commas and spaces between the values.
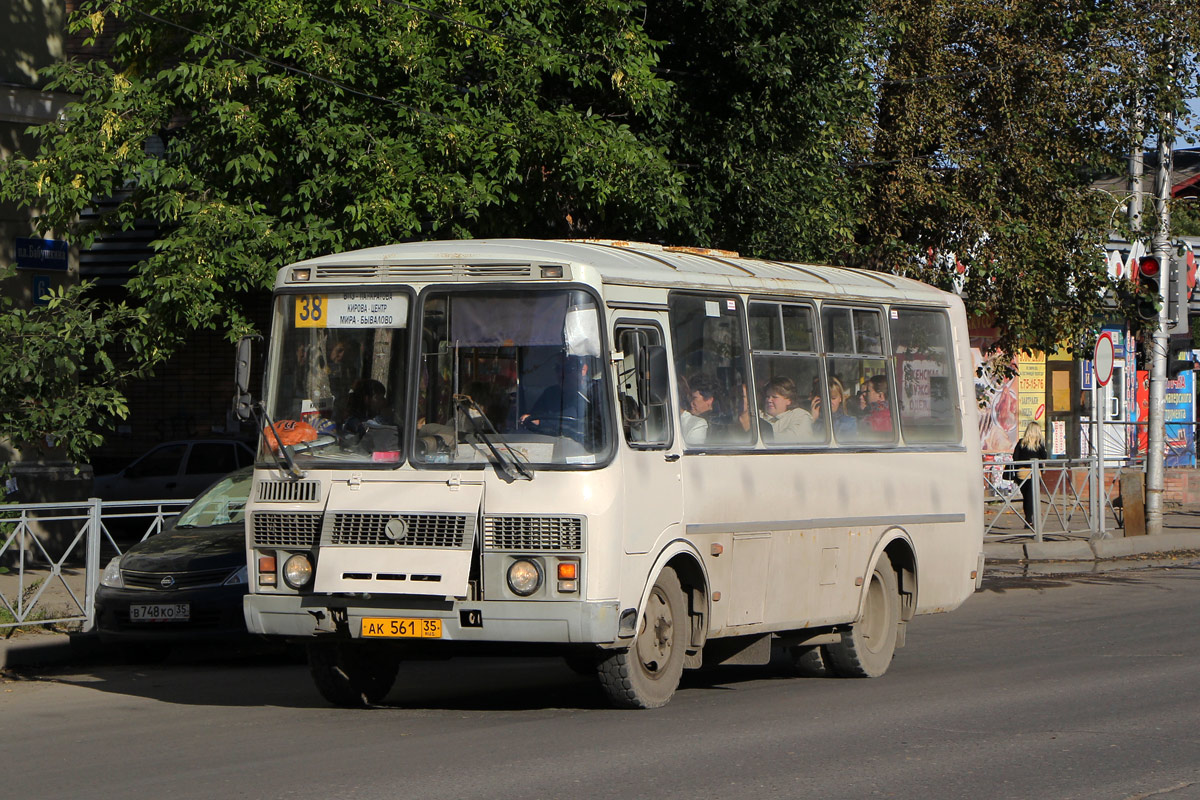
1094, 332, 1115, 387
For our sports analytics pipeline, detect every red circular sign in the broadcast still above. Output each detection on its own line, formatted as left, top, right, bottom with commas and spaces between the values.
1094, 332, 1115, 387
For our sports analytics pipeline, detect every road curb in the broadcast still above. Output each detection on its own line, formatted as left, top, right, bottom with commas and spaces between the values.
985, 531, 1200, 566
0, 632, 103, 671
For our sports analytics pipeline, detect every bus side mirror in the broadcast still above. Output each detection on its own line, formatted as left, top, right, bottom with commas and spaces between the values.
645, 345, 670, 404
234, 336, 257, 421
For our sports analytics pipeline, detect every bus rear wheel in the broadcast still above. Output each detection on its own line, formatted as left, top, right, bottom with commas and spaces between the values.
307, 640, 401, 707
824, 554, 900, 678
597, 567, 687, 709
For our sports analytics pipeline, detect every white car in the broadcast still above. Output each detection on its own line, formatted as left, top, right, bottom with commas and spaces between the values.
93, 439, 255, 501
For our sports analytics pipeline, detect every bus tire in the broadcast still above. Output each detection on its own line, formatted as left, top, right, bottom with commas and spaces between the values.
597, 567, 687, 709
788, 645, 828, 677
307, 641, 400, 707
824, 554, 900, 679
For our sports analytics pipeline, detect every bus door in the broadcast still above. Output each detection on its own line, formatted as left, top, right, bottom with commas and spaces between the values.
613, 319, 682, 555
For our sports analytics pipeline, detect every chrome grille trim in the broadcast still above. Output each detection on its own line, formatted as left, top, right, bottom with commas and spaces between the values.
483, 515, 584, 552
328, 513, 472, 548
122, 568, 234, 591
252, 512, 322, 548
257, 480, 321, 503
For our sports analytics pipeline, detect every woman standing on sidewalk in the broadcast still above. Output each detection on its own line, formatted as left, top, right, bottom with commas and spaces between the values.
1012, 421, 1048, 530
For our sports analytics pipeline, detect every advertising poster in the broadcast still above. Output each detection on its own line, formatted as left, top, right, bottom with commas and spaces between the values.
1165, 371, 1195, 467
972, 347, 1018, 456
898, 356, 948, 419
1134, 370, 1194, 466
1017, 351, 1046, 435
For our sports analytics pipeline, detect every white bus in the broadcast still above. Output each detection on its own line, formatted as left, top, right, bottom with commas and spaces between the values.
240, 239, 984, 709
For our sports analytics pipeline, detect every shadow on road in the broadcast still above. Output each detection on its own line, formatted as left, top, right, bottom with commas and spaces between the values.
11, 643, 838, 711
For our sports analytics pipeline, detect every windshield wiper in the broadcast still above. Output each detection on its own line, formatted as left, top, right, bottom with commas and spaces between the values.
262, 413, 306, 480
453, 394, 533, 482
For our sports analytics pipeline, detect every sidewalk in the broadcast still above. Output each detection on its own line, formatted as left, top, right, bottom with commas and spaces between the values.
984, 507, 1200, 564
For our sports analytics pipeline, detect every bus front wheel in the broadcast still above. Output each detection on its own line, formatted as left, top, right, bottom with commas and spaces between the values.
824, 554, 900, 678
597, 567, 687, 709
307, 640, 401, 708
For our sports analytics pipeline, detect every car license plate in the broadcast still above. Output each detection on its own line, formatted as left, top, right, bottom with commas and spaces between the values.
360, 617, 442, 638
130, 603, 190, 622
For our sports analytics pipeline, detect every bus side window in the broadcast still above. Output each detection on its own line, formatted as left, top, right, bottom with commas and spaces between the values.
749, 300, 826, 446
889, 307, 962, 443
667, 294, 753, 447
616, 326, 671, 447
823, 305, 896, 444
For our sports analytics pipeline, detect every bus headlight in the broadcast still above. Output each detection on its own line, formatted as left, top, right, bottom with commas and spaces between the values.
507, 559, 542, 596
282, 554, 314, 589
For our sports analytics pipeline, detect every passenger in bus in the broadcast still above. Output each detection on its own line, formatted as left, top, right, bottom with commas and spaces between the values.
521, 356, 596, 441
327, 338, 360, 418
860, 374, 893, 434
678, 373, 716, 445
734, 381, 772, 442
813, 375, 857, 440
758, 377, 816, 443
344, 379, 393, 434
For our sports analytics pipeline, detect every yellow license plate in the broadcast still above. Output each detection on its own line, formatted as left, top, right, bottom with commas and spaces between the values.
361, 617, 442, 639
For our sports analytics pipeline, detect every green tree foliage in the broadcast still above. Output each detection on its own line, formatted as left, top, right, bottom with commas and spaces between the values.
851, 0, 1200, 357
0, 269, 153, 466
643, 0, 873, 257
0, 0, 871, 460
3, 0, 690, 342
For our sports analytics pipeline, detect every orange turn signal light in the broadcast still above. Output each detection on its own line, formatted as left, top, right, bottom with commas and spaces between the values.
258, 555, 277, 573
557, 562, 577, 580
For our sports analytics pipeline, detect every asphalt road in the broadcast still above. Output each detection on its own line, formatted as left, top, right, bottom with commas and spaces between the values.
5, 566, 1200, 800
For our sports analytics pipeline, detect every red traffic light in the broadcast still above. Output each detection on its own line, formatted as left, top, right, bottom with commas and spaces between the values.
1138, 256, 1161, 279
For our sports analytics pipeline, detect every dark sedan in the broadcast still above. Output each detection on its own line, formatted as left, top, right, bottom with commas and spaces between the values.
95, 467, 252, 645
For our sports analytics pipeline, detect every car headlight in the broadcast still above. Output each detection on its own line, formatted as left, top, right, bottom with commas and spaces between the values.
100, 556, 124, 589
223, 565, 248, 586
282, 554, 314, 589
506, 559, 542, 597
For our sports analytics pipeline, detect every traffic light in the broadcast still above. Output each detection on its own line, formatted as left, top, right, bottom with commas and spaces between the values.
1167, 333, 1195, 379
1135, 255, 1162, 320
1167, 245, 1197, 335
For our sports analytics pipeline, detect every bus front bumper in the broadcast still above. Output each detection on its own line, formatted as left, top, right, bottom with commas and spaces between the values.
244, 594, 622, 645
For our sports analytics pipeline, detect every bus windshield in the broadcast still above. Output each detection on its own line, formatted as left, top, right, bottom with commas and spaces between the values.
413, 289, 612, 468
263, 291, 410, 466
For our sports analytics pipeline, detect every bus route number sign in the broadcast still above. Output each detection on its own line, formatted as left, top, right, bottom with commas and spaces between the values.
294, 293, 406, 329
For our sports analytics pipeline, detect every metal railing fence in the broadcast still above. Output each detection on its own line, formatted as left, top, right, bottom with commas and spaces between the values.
0, 499, 189, 633
983, 456, 1126, 542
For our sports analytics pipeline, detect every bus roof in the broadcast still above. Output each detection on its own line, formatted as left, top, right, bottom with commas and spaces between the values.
284, 238, 954, 304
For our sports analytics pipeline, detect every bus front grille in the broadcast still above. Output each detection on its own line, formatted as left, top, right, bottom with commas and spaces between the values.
329, 513, 471, 548
252, 512, 323, 548
482, 516, 584, 552
257, 480, 321, 503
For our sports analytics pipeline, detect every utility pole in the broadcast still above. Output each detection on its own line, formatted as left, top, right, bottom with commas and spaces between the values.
1146, 118, 1175, 536
1128, 100, 1144, 233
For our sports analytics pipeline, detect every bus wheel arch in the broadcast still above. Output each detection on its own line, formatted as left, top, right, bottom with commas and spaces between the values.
881, 532, 917, 623
824, 530, 912, 679
596, 545, 709, 709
